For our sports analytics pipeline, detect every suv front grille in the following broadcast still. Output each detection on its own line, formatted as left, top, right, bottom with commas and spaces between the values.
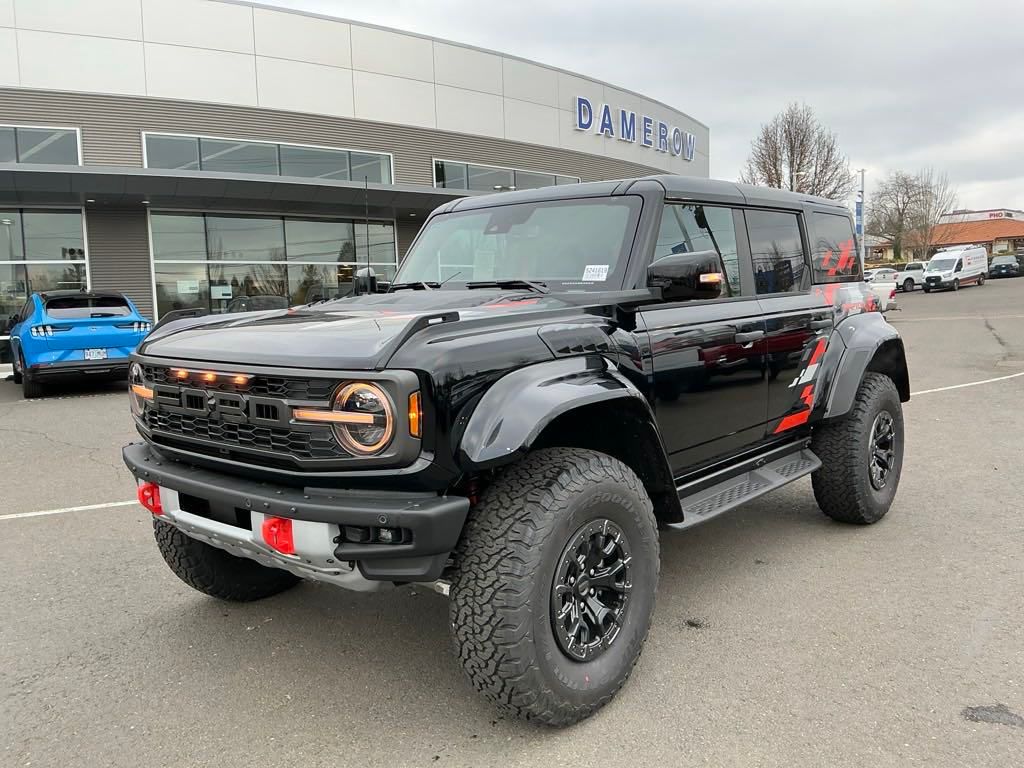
143, 365, 338, 400
145, 410, 346, 461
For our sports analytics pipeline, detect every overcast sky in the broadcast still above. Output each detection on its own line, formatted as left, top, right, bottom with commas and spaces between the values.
265, 0, 1024, 210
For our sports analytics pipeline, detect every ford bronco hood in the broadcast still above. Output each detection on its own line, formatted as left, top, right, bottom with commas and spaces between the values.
139, 291, 576, 369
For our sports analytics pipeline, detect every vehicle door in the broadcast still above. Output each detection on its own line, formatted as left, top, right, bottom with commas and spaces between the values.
755, 208, 854, 436
639, 202, 768, 474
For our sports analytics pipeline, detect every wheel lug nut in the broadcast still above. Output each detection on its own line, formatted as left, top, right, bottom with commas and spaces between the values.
590, 588, 596, 595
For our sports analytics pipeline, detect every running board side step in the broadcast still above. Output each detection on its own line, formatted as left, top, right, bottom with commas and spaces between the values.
667, 448, 821, 531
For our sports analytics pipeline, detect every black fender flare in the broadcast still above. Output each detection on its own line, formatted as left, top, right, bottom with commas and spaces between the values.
824, 312, 910, 418
458, 355, 654, 469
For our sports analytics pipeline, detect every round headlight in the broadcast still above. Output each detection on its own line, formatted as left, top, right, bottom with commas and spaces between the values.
129, 362, 146, 416
330, 382, 394, 455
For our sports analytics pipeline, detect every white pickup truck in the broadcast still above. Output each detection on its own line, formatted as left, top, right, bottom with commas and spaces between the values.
867, 280, 898, 311
894, 261, 927, 292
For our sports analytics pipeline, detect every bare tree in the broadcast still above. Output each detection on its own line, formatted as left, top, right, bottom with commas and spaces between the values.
740, 103, 855, 201
909, 168, 959, 259
868, 169, 962, 261
867, 171, 919, 261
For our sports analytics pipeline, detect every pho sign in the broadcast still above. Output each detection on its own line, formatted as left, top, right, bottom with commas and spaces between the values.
574, 96, 696, 162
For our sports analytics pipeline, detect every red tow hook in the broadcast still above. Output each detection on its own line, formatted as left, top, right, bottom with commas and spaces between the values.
137, 482, 163, 516
262, 516, 295, 555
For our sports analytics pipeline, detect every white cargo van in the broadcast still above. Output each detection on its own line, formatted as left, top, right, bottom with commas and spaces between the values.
923, 245, 988, 292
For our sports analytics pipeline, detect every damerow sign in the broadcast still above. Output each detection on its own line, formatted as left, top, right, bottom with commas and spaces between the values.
574, 96, 696, 162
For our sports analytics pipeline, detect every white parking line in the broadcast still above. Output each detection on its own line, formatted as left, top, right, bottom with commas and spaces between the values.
912, 370, 1024, 396
891, 313, 1024, 323
0, 500, 138, 521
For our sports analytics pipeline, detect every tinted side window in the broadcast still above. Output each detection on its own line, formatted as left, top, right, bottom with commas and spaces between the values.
746, 210, 808, 294
655, 204, 742, 297
809, 212, 860, 283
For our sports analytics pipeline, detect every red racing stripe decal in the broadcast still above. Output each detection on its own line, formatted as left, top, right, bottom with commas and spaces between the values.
773, 409, 811, 433
809, 338, 827, 365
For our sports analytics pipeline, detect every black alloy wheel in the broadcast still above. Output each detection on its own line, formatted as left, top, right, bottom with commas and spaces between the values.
868, 410, 897, 491
551, 519, 632, 662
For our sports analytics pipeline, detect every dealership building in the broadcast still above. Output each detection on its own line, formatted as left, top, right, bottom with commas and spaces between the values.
0, 0, 709, 365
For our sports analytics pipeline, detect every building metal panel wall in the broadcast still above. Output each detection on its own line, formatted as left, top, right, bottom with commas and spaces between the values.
396, 219, 423, 260
0, 89, 680, 183
85, 207, 154, 318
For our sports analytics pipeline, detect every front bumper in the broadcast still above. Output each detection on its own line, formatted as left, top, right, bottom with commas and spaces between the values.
30, 357, 130, 378
122, 442, 470, 585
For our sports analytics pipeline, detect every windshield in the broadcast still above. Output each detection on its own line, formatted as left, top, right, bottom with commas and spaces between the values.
396, 197, 643, 290
928, 259, 956, 271
991, 256, 1016, 266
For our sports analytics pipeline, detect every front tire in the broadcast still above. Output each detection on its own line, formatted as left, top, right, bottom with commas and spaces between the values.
449, 447, 659, 726
922, 286, 931, 293
902, 278, 914, 292
811, 373, 904, 524
153, 519, 300, 601
953, 278, 960, 291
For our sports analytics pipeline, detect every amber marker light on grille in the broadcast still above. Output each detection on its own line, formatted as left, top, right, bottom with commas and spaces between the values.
292, 408, 376, 425
130, 384, 154, 400
231, 374, 250, 386
172, 368, 189, 379
201, 371, 217, 383
408, 392, 422, 438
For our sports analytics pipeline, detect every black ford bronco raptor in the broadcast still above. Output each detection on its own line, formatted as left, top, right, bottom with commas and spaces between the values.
123, 176, 909, 726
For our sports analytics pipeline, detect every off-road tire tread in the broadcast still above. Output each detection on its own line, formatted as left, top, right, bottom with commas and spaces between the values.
153, 518, 300, 601
811, 372, 900, 524
448, 447, 658, 726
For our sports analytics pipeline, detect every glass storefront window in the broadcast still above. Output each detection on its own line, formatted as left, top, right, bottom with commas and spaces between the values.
0, 128, 15, 163
514, 170, 556, 190
146, 135, 200, 171
279, 145, 350, 180
285, 218, 356, 262
200, 138, 279, 175
356, 222, 397, 262
151, 213, 207, 261
22, 210, 86, 261
350, 152, 391, 184
434, 160, 467, 189
206, 216, 285, 261
1, 263, 26, 331
9, 127, 79, 165
208, 262, 288, 310
144, 134, 393, 184
150, 211, 396, 319
154, 262, 210, 316
0, 209, 87, 363
434, 160, 579, 191
25, 262, 87, 294
467, 164, 514, 192
1, 212, 24, 260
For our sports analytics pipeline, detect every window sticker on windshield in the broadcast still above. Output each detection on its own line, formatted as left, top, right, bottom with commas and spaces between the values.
582, 264, 609, 281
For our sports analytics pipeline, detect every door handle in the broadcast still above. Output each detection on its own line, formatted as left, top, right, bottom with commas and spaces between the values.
810, 319, 832, 330
735, 330, 765, 344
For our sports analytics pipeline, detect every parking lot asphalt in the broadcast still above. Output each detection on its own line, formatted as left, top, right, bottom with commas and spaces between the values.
2, 280, 1023, 767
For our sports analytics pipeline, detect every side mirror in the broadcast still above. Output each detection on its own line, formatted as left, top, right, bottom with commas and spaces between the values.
647, 249, 724, 302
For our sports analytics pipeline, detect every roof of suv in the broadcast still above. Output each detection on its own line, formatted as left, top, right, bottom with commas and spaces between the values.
446, 174, 848, 213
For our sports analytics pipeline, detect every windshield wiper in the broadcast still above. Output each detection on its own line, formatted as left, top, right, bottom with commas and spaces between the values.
389, 281, 440, 292
465, 279, 550, 294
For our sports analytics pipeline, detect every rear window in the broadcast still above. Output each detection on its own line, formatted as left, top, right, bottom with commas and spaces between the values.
45, 296, 132, 318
